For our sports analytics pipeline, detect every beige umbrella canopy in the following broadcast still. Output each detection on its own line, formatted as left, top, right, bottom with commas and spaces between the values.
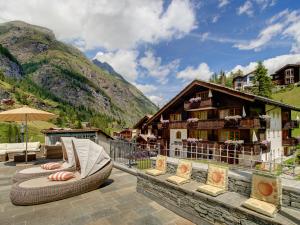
0, 106, 56, 162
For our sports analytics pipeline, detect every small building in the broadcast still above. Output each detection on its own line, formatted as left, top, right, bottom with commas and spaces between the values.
41, 128, 113, 154
133, 114, 152, 137
233, 71, 255, 91
271, 64, 300, 86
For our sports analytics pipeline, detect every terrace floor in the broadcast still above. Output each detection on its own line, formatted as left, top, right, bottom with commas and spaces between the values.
0, 163, 194, 225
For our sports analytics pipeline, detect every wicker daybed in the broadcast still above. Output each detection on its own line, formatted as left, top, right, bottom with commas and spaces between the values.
10, 161, 112, 205
10, 139, 112, 206
12, 137, 76, 183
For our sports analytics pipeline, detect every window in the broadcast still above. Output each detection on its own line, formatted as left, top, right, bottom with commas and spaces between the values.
220, 130, 240, 141
175, 148, 180, 157
219, 108, 241, 119
189, 130, 208, 140
170, 113, 181, 121
176, 131, 181, 139
285, 68, 294, 84
195, 91, 209, 100
191, 111, 207, 120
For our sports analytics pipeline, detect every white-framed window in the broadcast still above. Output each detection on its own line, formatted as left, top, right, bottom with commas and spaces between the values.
285, 68, 294, 84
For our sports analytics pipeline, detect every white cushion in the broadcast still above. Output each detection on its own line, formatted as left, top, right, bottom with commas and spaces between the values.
27, 142, 40, 150
6, 143, 25, 151
0, 144, 7, 151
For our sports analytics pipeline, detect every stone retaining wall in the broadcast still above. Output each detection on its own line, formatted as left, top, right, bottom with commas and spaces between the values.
150, 159, 300, 209
137, 173, 294, 225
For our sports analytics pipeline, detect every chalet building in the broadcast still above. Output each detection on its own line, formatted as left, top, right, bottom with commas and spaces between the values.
146, 80, 300, 165
133, 114, 152, 136
233, 71, 255, 91
271, 64, 300, 86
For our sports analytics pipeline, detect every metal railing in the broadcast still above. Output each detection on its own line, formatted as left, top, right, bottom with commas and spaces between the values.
110, 140, 299, 178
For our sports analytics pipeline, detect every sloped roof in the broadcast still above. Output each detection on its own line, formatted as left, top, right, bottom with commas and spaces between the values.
133, 114, 152, 129
232, 70, 255, 80
273, 64, 300, 74
147, 79, 300, 124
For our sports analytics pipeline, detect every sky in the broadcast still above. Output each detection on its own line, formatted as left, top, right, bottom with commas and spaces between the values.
0, 0, 300, 107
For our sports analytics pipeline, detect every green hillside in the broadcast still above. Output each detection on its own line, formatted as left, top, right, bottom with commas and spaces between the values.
272, 85, 300, 137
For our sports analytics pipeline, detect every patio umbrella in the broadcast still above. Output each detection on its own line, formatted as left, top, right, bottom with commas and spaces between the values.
252, 130, 258, 142
0, 106, 56, 162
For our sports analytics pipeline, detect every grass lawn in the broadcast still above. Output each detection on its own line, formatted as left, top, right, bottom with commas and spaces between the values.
272, 86, 300, 137
136, 159, 152, 169
0, 121, 55, 144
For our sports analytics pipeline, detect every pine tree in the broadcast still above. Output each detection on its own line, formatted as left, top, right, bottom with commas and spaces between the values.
252, 62, 272, 98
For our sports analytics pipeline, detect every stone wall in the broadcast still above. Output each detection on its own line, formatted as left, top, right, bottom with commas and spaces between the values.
150, 158, 300, 209
137, 174, 292, 225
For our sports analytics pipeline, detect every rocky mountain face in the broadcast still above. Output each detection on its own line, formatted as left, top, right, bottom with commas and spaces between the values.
0, 21, 158, 132
92, 59, 125, 81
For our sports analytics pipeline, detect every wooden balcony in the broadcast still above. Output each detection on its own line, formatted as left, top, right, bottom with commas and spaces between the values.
188, 120, 225, 129
282, 138, 298, 146
184, 99, 213, 110
283, 120, 300, 129
169, 121, 187, 129
188, 117, 269, 130
239, 118, 270, 129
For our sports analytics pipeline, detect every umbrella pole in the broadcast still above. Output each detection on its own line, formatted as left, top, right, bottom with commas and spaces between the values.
25, 114, 28, 163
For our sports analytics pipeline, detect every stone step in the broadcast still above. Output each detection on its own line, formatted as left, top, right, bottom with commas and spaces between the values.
279, 207, 300, 225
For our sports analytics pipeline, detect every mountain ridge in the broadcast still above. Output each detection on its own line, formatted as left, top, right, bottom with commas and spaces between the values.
0, 21, 158, 133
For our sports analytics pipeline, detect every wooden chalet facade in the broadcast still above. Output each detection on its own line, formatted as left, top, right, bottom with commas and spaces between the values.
271, 64, 300, 86
145, 80, 300, 164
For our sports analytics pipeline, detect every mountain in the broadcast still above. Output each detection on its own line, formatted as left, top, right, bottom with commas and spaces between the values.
92, 59, 125, 81
0, 21, 158, 134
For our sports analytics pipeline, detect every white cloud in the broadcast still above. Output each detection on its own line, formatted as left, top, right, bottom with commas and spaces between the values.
177, 63, 213, 81
212, 15, 220, 23
94, 50, 138, 82
139, 51, 180, 84
234, 23, 283, 51
218, 0, 229, 8
148, 95, 163, 106
237, 1, 253, 17
230, 54, 300, 75
0, 0, 197, 50
255, 0, 276, 10
234, 9, 300, 53
133, 83, 157, 95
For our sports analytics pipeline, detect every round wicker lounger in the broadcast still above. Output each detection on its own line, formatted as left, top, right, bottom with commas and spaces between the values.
10, 161, 113, 206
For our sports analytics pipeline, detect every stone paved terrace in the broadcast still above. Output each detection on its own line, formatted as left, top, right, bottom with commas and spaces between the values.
0, 162, 194, 225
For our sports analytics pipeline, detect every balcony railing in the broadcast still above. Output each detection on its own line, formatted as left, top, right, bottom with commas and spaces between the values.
169, 121, 187, 129
188, 117, 269, 129
188, 120, 225, 129
181, 139, 270, 155
282, 138, 298, 146
184, 99, 213, 110
283, 120, 300, 129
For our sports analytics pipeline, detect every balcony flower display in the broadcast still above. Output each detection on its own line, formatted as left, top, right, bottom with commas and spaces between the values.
187, 138, 200, 143
224, 140, 244, 145
189, 97, 201, 103
187, 118, 199, 123
259, 115, 271, 120
224, 115, 242, 121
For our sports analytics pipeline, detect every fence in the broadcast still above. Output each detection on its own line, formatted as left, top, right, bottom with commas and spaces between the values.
110, 140, 299, 177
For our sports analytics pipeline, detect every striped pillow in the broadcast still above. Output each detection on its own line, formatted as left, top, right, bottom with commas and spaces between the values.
48, 171, 75, 181
41, 162, 61, 170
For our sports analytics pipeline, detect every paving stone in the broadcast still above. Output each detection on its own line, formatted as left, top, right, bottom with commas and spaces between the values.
0, 167, 194, 225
